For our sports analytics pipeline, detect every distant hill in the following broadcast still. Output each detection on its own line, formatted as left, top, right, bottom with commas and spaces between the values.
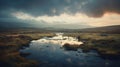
41, 25, 120, 33
79, 25, 120, 33
0, 25, 120, 33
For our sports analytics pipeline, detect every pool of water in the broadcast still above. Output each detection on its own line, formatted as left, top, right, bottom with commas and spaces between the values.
20, 33, 120, 67
20, 34, 120, 67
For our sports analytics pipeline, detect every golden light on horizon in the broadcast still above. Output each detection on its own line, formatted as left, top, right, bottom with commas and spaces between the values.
12, 11, 120, 27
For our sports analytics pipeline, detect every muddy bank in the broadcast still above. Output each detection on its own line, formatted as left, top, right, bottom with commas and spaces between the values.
64, 33, 120, 57
0, 33, 54, 67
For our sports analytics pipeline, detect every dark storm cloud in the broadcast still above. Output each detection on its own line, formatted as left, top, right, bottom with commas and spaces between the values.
0, 0, 120, 29
81, 0, 120, 17
0, 0, 120, 17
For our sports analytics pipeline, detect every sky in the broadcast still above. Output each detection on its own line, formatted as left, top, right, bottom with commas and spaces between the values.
0, 0, 120, 29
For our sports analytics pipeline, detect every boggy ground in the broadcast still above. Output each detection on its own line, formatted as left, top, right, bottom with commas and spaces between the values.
0, 31, 54, 67
64, 33, 120, 58
0, 31, 120, 67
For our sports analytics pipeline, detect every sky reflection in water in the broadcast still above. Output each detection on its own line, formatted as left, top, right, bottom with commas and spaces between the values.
20, 34, 120, 67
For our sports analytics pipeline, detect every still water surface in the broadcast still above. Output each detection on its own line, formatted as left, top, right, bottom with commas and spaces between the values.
20, 34, 120, 67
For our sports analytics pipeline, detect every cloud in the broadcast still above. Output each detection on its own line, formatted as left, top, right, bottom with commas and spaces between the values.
0, 0, 120, 29
81, 0, 120, 17
12, 11, 120, 27
0, 0, 120, 17
12, 12, 35, 21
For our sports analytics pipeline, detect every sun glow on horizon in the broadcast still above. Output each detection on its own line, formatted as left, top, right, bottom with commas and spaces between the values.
12, 11, 120, 27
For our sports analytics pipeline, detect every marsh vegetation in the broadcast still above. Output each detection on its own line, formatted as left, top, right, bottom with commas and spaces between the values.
0, 30, 120, 67
64, 33, 120, 56
0, 31, 54, 67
